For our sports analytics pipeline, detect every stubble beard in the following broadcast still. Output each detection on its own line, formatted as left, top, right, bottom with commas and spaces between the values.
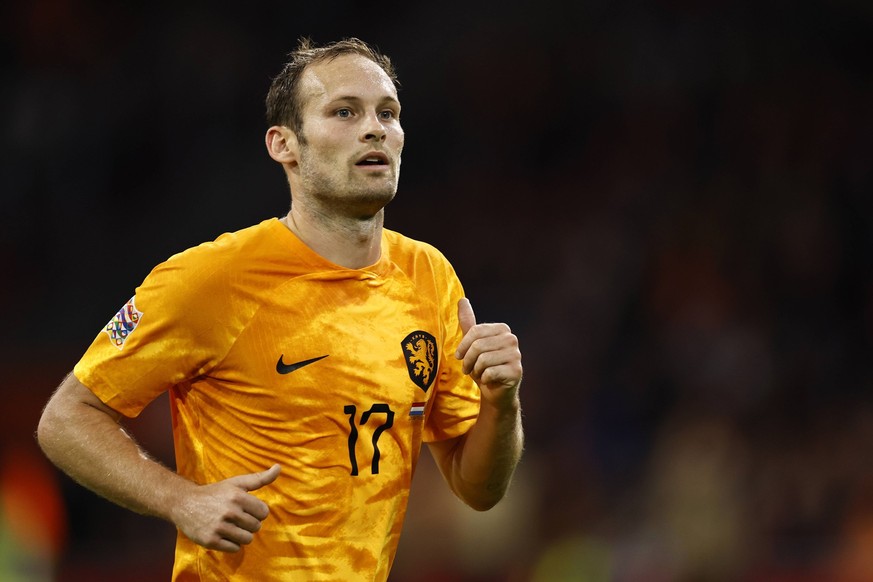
298, 143, 400, 220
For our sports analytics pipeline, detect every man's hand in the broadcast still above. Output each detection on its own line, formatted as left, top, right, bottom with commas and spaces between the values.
455, 298, 522, 406
174, 464, 281, 552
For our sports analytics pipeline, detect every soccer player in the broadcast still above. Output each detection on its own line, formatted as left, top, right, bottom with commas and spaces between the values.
37, 37, 524, 581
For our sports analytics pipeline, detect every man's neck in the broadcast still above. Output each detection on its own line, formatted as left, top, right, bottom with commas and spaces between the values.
281, 205, 383, 270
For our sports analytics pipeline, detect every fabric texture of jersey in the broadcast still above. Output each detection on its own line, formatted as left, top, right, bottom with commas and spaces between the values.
74, 218, 481, 581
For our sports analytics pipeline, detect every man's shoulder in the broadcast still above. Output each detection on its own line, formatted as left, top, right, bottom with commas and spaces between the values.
142, 218, 290, 296
383, 228, 457, 280
160, 218, 283, 270
383, 228, 446, 260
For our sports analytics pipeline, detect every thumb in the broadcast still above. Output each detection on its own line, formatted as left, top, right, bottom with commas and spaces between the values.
458, 297, 477, 335
227, 463, 281, 492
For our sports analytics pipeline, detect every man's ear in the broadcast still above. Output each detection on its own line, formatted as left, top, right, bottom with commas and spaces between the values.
265, 126, 299, 165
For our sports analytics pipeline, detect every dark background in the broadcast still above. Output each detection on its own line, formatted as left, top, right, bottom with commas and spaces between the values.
2, 1, 873, 580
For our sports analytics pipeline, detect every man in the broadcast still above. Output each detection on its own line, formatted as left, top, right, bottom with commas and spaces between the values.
37, 37, 523, 581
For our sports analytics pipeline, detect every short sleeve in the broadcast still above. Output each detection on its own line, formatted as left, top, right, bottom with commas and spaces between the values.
422, 257, 480, 442
74, 248, 238, 418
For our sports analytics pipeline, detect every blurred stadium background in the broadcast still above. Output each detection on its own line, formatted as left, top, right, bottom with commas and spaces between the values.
2, 1, 872, 580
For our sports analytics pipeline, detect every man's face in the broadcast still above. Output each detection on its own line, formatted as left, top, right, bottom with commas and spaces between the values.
292, 53, 404, 218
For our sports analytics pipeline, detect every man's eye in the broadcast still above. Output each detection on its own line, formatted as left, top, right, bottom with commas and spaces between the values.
336, 108, 352, 118
379, 110, 395, 120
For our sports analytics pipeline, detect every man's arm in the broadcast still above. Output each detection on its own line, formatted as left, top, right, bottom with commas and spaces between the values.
428, 298, 524, 511
37, 373, 280, 552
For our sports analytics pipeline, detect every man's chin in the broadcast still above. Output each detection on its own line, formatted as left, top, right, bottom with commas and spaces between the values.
340, 189, 397, 219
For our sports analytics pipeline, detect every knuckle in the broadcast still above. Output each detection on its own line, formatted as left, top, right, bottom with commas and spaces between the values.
257, 501, 270, 518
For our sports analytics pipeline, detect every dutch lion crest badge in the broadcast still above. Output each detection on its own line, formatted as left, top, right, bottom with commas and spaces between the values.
401, 330, 438, 392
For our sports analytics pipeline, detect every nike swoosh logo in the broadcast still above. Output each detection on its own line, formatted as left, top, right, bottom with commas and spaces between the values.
276, 354, 329, 375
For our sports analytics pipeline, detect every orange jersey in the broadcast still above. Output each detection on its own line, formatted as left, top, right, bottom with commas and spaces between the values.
74, 218, 480, 581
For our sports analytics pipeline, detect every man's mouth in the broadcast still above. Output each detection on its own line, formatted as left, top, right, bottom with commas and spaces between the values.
356, 152, 389, 166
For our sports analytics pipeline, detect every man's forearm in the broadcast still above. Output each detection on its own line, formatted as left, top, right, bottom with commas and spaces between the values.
39, 374, 282, 552
37, 375, 190, 522
448, 396, 524, 511
445, 298, 525, 510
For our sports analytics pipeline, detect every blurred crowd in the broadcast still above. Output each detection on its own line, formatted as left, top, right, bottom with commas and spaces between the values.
2, 1, 872, 581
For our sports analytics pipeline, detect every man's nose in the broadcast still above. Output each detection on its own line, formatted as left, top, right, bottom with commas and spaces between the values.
361, 113, 387, 142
